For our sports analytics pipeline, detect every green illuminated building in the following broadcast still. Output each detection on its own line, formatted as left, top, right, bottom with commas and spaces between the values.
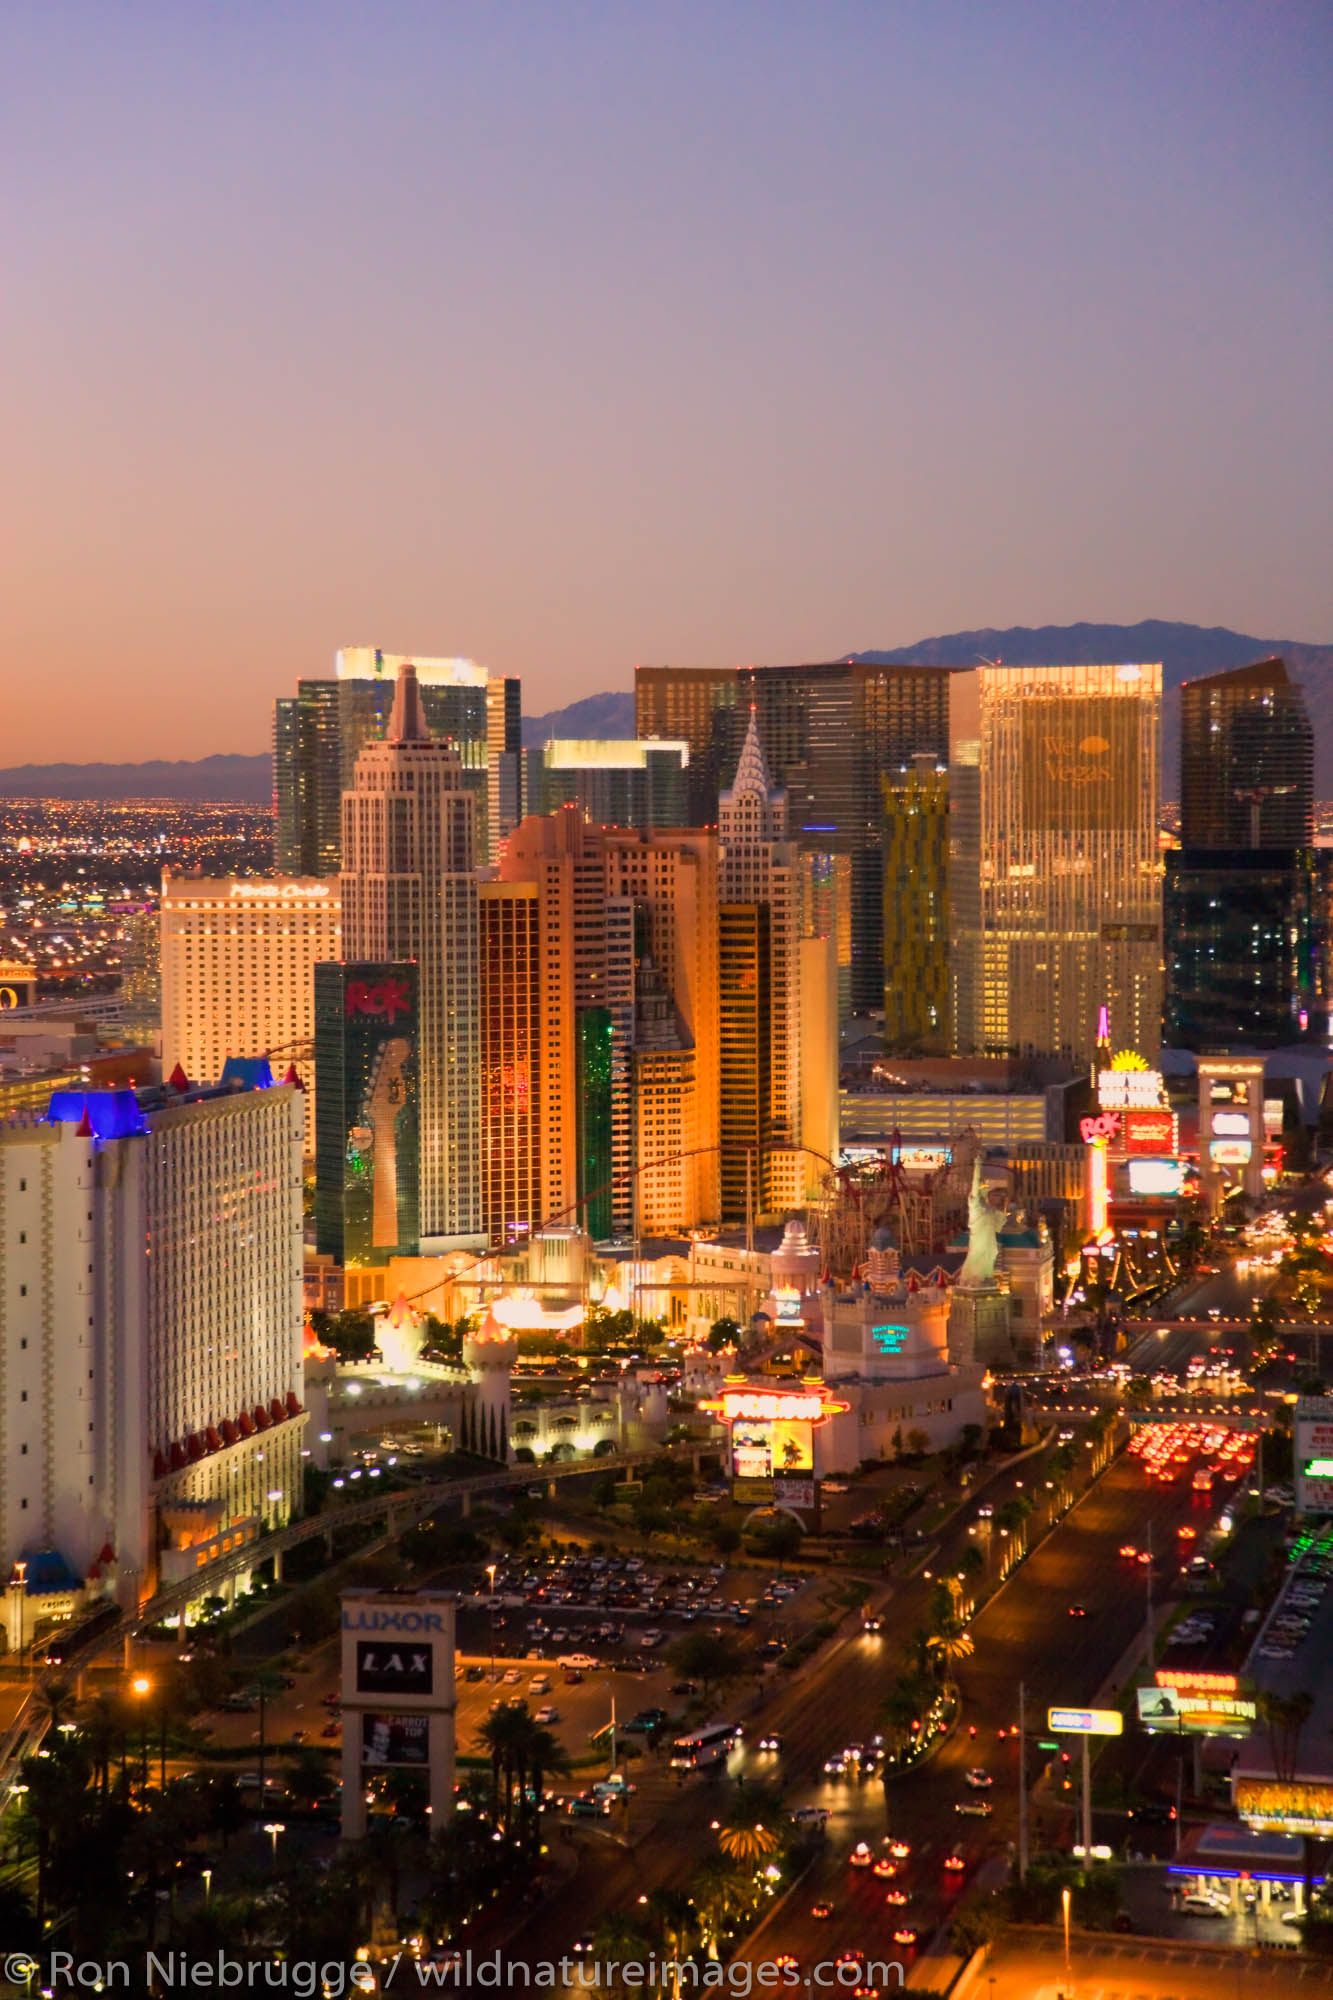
882, 754, 950, 1051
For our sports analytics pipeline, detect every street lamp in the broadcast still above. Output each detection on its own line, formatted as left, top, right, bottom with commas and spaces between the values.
486, 1564, 498, 1680
263, 1821, 286, 1866
202, 1868, 212, 1902
131, 1676, 151, 1785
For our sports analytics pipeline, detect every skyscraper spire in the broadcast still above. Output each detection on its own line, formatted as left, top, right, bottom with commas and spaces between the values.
387, 661, 430, 744
730, 703, 775, 799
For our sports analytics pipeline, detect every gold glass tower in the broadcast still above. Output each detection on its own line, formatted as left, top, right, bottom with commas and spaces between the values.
953, 663, 1162, 1065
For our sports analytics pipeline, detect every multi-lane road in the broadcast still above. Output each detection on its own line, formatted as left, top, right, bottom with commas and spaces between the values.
457, 1421, 1235, 1986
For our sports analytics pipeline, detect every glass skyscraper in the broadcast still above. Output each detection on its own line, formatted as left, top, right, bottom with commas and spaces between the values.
636, 660, 952, 1012
275, 651, 522, 874
951, 663, 1162, 1065
1167, 657, 1326, 1049
1180, 657, 1313, 847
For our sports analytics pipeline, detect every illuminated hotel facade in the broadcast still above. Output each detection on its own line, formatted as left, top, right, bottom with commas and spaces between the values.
160, 876, 340, 1153
882, 754, 950, 1051
0, 1074, 305, 1628
951, 663, 1162, 1067
340, 665, 483, 1250
477, 881, 545, 1243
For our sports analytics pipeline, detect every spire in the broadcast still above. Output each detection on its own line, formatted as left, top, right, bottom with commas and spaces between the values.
388, 661, 430, 744
730, 704, 774, 798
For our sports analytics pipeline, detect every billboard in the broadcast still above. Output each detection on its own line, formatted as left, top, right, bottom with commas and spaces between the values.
701, 1382, 846, 1507
355, 1638, 434, 1697
1294, 1398, 1333, 1513
1019, 695, 1141, 831
1123, 1109, 1176, 1156
1098, 1068, 1165, 1110
1236, 1778, 1333, 1838
1210, 1139, 1252, 1165
314, 962, 420, 1266
361, 1711, 430, 1766
1137, 1686, 1254, 1736
729, 1412, 814, 1500
1128, 1158, 1185, 1197
1048, 1707, 1123, 1736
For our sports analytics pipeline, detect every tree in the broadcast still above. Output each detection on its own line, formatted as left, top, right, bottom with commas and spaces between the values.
1259, 1689, 1314, 1782
522, 1724, 568, 1847
35, 1676, 78, 1732
957, 1544, 985, 1589
324, 1309, 376, 1363
284, 1746, 337, 1809
745, 1511, 803, 1569
689, 1856, 754, 1956
881, 1675, 929, 1752
478, 1700, 539, 1836
718, 1807, 780, 1869
645, 1887, 697, 1988
708, 1317, 742, 1353
905, 1428, 931, 1460
591, 1913, 654, 1998
666, 1631, 747, 1700
74, 1689, 123, 1801
927, 1621, 975, 1699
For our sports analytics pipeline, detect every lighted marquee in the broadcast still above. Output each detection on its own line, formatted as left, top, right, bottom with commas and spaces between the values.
1097, 1055, 1164, 1111
1236, 1778, 1333, 1839
701, 1382, 849, 1507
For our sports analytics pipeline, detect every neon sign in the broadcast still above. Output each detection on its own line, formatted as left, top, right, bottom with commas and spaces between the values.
346, 977, 412, 1023
1155, 1668, 1238, 1694
704, 1389, 848, 1425
1080, 1110, 1121, 1144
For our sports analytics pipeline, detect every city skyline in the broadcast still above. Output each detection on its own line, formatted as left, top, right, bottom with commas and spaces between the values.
4, 3, 1331, 761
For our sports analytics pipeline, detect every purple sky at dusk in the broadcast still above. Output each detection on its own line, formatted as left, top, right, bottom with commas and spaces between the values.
3, 1, 1331, 762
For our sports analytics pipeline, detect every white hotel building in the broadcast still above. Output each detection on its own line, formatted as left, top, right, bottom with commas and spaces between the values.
160, 876, 341, 1152
0, 1073, 305, 1648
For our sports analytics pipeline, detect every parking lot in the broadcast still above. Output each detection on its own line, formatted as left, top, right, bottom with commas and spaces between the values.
458, 1547, 816, 1670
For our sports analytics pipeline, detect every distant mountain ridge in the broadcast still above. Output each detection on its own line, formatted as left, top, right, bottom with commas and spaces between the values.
520, 689, 635, 745
852, 620, 1333, 792
8, 625, 1330, 797
0, 753, 273, 803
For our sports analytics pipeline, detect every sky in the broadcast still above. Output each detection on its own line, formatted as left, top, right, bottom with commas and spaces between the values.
3, 1, 1331, 762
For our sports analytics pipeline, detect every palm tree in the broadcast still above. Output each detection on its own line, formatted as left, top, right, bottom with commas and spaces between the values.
75, 1689, 123, 1801
592, 1913, 654, 1998
689, 1856, 753, 1956
35, 1675, 78, 1732
521, 1723, 567, 1847
1259, 1689, 1314, 1782
717, 1817, 780, 1868
927, 1621, 975, 1703
717, 1784, 783, 1868
478, 1701, 533, 1835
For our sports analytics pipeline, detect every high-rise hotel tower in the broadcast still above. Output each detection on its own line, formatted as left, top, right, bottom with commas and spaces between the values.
339, 664, 483, 1250
951, 663, 1162, 1066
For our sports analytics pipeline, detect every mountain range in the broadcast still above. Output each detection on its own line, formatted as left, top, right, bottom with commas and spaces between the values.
2, 622, 1328, 800
853, 619, 1333, 795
